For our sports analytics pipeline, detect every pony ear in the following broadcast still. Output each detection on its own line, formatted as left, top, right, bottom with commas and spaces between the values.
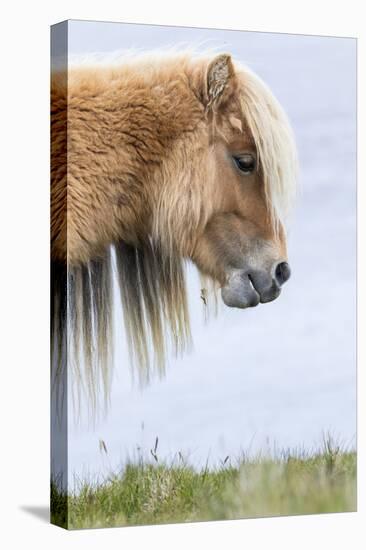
205, 54, 235, 109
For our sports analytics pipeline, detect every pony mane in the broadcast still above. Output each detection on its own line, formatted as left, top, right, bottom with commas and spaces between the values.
52, 243, 191, 417
51, 49, 297, 416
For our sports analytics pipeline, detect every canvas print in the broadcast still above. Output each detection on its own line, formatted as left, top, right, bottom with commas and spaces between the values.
51, 20, 357, 529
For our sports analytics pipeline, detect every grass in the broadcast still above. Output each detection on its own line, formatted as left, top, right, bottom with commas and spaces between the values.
51, 437, 357, 529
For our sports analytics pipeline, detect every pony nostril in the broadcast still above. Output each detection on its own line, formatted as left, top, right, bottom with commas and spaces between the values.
275, 262, 291, 286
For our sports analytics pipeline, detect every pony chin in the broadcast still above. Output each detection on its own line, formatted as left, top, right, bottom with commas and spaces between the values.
221, 270, 261, 309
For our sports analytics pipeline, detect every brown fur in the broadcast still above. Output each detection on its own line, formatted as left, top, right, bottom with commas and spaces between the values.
52, 58, 207, 265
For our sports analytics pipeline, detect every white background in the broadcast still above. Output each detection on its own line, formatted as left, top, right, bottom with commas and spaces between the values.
0, 0, 364, 548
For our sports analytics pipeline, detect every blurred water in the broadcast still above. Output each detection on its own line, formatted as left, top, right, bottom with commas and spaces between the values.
66, 22, 356, 488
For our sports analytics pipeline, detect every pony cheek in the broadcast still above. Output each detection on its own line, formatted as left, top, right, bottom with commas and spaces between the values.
189, 242, 227, 287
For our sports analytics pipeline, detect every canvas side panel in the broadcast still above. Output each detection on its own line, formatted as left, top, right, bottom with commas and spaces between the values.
50, 20, 69, 530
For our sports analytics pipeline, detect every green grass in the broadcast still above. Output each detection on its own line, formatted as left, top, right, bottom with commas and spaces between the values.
51, 438, 356, 529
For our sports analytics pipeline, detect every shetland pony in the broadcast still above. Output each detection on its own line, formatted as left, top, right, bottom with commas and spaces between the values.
51, 51, 297, 407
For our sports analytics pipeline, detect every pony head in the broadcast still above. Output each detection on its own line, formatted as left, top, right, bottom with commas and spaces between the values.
153, 53, 297, 310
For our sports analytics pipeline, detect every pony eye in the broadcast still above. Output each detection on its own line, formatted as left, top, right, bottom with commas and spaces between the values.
233, 154, 256, 174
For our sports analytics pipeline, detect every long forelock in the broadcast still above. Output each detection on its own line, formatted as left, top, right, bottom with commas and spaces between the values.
236, 65, 298, 231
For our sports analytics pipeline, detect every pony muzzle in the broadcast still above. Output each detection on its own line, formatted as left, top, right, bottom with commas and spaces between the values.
221, 263, 291, 309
